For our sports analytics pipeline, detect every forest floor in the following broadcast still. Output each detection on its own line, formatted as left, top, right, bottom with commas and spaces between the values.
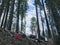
0, 28, 54, 45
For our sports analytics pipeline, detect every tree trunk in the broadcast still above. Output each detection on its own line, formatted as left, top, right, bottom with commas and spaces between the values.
0, 7, 6, 28
35, 0, 40, 40
0, 0, 4, 18
50, 1, 60, 36
42, 0, 51, 38
7, 0, 15, 30
23, 17, 26, 34
39, 6, 45, 37
3, 0, 10, 29
16, 0, 20, 33
21, 10, 24, 33
46, 0, 60, 35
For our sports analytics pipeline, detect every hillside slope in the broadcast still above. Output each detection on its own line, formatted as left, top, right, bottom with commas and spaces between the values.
0, 28, 54, 45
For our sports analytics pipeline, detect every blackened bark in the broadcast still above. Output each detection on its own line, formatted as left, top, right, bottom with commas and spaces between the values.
35, 0, 41, 40
42, 0, 51, 38
0, 0, 4, 18
7, 0, 15, 30
16, 0, 20, 33
3, 0, 10, 29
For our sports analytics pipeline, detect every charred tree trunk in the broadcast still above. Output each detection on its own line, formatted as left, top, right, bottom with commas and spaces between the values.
42, 0, 51, 38
35, 0, 41, 40
7, 0, 15, 30
0, 7, 6, 28
3, 0, 10, 29
16, 0, 20, 33
0, 0, 4, 18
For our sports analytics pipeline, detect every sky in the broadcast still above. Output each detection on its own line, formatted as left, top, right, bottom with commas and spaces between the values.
26, 0, 36, 35
25, 0, 48, 36
25, 0, 45, 35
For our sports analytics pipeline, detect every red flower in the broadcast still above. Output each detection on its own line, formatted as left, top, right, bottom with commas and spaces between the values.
13, 34, 22, 40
